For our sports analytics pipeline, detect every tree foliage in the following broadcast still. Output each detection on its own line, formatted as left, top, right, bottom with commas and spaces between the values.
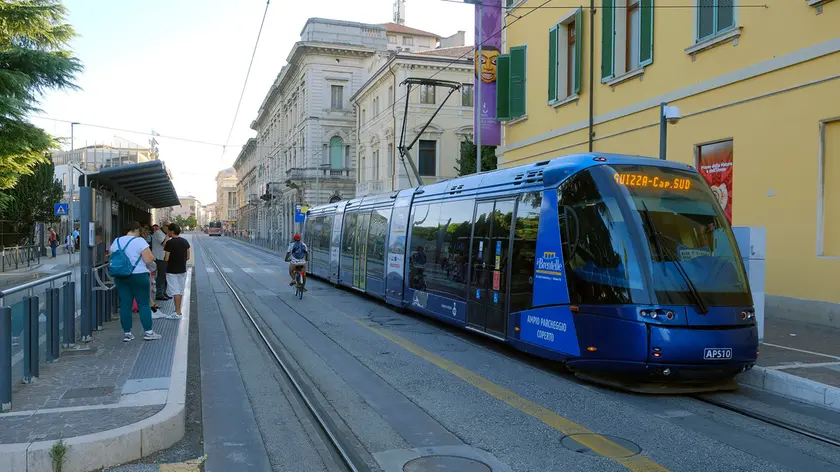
0, 0, 82, 211
185, 215, 197, 229
0, 158, 63, 246
455, 139, 497, 176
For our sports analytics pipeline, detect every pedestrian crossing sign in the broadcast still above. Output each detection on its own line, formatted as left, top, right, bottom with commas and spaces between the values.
54, 203, 69, 216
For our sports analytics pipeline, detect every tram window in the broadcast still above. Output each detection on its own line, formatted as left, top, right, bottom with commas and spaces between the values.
559, 170, 646, 305
426, 200, 474, 300
312, 215, 332, 265
366, 209, 389, 279
510, 192, 541, 313
408, 203, 442, 290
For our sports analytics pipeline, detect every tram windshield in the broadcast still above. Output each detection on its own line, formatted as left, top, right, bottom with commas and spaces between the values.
559, 164, 751, 307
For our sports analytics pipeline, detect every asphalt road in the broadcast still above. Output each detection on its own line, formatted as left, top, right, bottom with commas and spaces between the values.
194, 234, 840, 472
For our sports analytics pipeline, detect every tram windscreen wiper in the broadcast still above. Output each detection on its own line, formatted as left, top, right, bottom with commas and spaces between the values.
639, 202, 709, 314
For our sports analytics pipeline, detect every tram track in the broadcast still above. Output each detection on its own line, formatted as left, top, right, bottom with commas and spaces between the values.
198, 237, 368, 472
690, 394, 840, 448
215, 235, 840, 457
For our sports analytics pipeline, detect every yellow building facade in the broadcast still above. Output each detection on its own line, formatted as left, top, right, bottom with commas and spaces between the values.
496, 1, 840, 324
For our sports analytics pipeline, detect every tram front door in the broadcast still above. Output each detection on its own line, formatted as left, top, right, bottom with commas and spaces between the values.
466, 199, 515, 338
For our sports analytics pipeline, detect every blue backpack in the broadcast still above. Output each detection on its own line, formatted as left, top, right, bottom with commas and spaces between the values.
109, 237, 142, 277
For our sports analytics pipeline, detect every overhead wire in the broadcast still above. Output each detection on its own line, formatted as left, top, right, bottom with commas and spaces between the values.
222, 0, 272, 160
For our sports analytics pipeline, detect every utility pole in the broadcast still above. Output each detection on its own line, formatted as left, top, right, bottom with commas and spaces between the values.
476, 0, 483, 174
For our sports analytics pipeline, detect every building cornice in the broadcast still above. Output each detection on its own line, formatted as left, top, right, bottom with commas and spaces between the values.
350, 53, 473, 103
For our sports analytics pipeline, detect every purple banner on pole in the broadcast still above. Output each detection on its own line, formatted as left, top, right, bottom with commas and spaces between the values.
474, 0, 501, 146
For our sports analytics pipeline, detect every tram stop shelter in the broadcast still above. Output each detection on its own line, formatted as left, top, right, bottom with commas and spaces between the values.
76, 160, 180, 340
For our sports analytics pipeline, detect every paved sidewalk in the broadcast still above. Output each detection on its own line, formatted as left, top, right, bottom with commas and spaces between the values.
739, 315, 840, 411
0, 252, 79, 291
0, 270, 192, 472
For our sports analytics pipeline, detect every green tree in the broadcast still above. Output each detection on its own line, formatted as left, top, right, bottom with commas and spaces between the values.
185, 215, 197, 229
455, 139, 497, 176
0, 158, 63, 246
0, 0, 83, 212
173, 215, 186, 228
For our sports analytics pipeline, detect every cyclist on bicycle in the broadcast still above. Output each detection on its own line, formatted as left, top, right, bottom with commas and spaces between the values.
285, 233, 308, 290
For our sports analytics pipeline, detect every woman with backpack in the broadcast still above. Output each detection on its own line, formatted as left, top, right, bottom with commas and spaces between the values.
109, 221, 162, 342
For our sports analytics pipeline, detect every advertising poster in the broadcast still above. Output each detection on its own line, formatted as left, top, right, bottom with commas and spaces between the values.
697, 140, 734, 223
474, 0, 501, 146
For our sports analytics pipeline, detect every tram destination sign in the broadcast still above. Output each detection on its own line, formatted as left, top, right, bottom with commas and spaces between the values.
613, 172, 692, 191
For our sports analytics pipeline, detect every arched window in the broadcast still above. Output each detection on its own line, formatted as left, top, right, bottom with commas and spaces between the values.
329, 136, 344, 169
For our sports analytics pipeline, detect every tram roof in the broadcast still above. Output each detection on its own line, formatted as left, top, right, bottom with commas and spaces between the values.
83, 160, 180, 209
307, 153, 694, 215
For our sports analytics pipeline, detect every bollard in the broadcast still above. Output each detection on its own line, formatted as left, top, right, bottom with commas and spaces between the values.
46, 288, 60, 362
62, 282, 76, 347
1, 306, 11, 412
23, 296, 39, 382
95, 290, 104, 331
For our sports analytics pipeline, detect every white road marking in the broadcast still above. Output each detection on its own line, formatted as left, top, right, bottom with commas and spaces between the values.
222, 267, 233, 273
262, 267, 274, 273
242, 268, 254, 273
205, 267, 215, 273
769, 361, 840, 370
762, 342, 840, 360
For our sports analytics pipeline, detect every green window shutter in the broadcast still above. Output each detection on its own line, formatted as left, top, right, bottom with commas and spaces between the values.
548, 26, 558, 102
510, 46, 527, 118
496, 54, 511, 121
573, 8, 583, 95
639, 0, 654, 66
601, 0, 615, 80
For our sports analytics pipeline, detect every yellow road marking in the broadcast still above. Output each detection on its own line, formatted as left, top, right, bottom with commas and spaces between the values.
230, 248, 255, 265
352, 317, 670, 472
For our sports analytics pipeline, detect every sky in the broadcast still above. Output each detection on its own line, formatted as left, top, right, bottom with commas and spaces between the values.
31, 0, 475, 205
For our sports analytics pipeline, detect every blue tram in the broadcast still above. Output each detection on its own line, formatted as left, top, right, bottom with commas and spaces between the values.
303, 153, 758, 391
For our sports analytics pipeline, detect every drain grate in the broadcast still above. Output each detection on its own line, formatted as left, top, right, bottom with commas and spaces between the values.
561, 434, 641, 458
403, 456, 491, 472
61, 386, 115, 399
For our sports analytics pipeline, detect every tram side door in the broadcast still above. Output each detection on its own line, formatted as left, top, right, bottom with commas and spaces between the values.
353, 213, 370, 290
467, 199, 515, 338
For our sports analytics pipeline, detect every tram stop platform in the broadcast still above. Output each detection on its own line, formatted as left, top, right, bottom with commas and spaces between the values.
0, 269, 192, 472
739, 315, 840, 412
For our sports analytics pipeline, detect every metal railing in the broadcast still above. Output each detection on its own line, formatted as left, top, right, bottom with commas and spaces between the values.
1, 244, 41, 272
286, 167, 355, 181
0, 263, 117, 412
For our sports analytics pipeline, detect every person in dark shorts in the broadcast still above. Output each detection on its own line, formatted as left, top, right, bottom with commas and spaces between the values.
164, 223, 191, 318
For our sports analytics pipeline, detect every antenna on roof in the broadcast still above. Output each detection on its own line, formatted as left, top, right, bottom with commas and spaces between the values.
393, 0, 406, 25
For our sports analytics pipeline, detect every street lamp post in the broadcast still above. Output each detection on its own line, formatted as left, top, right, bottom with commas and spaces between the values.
67, 122, 80, 266
659, 103, 681, 160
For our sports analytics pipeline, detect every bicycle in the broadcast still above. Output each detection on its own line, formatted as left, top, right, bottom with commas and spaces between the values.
294, 265, 306, 299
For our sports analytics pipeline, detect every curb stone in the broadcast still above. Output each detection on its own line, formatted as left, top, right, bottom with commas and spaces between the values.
737, 365, 840, 412
0, 269, 192, 472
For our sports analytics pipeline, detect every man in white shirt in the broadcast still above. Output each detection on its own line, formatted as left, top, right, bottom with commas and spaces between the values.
151, 223, 169, 300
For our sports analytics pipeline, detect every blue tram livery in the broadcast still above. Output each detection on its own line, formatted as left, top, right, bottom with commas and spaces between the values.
302, 153, 758, 392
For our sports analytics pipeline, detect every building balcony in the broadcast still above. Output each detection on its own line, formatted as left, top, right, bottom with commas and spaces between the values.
285, 167, 355, 182
357, 180, 388, 196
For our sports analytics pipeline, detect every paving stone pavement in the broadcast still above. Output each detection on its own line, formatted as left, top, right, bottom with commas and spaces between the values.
0, 405, 163, 443
0, 295, 181, 445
